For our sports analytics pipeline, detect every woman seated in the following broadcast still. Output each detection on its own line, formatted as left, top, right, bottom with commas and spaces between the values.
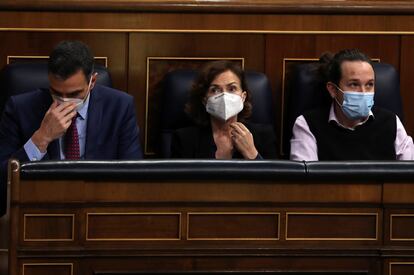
171, 60, 277, 159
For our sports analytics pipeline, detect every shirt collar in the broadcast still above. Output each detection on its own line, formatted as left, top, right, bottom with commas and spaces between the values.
77, 91, 91, 120
328, 102, 374, 131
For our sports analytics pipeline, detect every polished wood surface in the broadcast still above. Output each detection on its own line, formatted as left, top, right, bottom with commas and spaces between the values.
2, 12, 414, 32
0, 251, 6, 275
87, 213, 181, 240
6, 161, 414, 275
1, 0, 414, 14
187, 213, 279, 239
23, 214, 74, 241
286, 213, 379, 240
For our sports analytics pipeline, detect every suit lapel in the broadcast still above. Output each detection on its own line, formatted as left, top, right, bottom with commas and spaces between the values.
84, 87, 103, 159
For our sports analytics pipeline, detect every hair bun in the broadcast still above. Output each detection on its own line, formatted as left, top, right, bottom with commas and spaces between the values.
319, 52, 334, 64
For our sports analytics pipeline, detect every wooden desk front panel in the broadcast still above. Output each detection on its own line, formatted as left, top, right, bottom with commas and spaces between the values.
18, 206, 382, 247
17, 208, 383, 275
18, 257, 378, 275
11, 177, 388, 275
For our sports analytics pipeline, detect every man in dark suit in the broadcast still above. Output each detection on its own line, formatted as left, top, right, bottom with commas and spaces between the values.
0, 40, 143, 216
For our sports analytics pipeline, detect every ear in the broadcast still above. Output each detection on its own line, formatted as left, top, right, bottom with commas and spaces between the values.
326, 82, 338, 99
241, 91, 247, 102
90, 72, 98, 90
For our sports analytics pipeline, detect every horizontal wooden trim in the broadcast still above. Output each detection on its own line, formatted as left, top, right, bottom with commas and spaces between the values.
3, 28, 414, 35
1, 0, 414, 15
7, 55, 108, 67
3, 12, 414, 33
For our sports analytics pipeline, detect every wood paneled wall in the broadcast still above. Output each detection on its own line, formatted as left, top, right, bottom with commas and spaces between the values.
0, 4, 414, 157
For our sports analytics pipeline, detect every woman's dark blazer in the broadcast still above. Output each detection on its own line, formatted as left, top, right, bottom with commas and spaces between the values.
171, 122, 277, 159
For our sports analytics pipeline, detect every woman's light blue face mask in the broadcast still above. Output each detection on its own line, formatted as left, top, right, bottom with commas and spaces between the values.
334, 84, 375, 120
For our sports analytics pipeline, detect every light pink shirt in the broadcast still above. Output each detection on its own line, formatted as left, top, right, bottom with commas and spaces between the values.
290, 104, 414, 161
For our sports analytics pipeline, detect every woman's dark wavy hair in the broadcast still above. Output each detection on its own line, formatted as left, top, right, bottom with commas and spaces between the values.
185, 60, 252, 126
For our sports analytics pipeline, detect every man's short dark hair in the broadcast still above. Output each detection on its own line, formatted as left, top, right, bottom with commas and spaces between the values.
48, 40, 94, 80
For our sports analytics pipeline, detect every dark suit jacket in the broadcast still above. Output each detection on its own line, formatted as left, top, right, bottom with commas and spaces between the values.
171, 122, 277, 159
0, 84, 143, 215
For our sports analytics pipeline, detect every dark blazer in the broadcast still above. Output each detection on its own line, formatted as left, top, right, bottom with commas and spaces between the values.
171, 122, 277, 159
0, 84, 143, 215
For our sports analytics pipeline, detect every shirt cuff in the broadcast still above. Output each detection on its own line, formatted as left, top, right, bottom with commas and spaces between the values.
24, 138, 46, 161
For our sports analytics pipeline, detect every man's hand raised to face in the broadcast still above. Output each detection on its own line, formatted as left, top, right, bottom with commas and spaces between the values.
31, 101, 77, 153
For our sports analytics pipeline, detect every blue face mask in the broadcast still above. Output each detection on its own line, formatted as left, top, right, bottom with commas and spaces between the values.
334, 87, 375, 120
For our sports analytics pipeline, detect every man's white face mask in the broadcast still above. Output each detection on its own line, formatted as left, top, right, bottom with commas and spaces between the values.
205, 92, 244, 121
51, 76, 92, 111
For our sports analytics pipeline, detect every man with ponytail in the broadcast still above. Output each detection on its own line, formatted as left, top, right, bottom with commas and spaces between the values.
290, 49, 413, 161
